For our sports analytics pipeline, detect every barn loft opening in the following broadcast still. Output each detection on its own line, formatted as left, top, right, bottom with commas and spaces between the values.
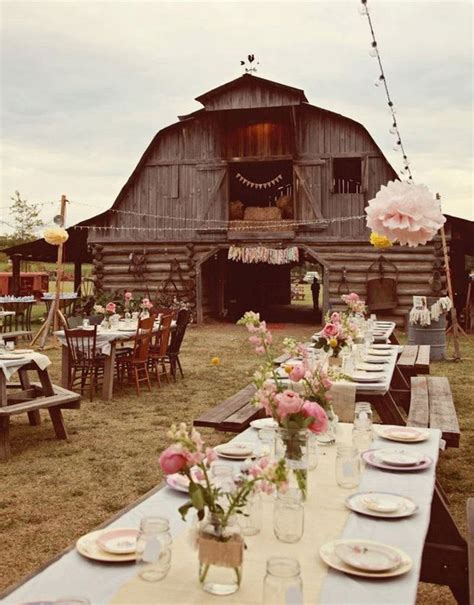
333, 157, 362, 194
228, 160, 294, 222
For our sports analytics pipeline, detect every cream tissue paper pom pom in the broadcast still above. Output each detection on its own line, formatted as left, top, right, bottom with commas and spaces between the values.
365, 180, 446, 247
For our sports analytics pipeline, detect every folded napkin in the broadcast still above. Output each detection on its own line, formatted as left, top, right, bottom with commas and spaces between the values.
328, 382, 356, 423
0, 351, 51, 380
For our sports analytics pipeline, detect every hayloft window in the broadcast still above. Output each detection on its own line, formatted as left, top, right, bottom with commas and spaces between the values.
333, 157, 362, 194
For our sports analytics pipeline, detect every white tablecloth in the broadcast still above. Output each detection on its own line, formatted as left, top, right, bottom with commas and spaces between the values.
3, 424, 440, 605
55, 327, 139, 356
0, 352, 51, 380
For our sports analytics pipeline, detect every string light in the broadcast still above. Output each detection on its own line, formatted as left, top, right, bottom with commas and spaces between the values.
360, 0, 414, 182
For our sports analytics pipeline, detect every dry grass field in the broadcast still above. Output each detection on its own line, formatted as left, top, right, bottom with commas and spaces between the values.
0, 322, 472, 603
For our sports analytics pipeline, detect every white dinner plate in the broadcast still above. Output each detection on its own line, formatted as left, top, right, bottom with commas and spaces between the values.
250, 418, 278, 430
214, 442, 256, 460
349, 371, 385, 383
0, 354, 23, 360
334, 541, 401, 572
345, 492, 418, 519
12, 349, 34, 354
376, 426, 430, 443
363, 355, 389, 364
356, 362, 386, 372
320, 540, 412, 578
373, 448, 424, 467
371, 344, 392, 350
76, 529, 137, 562
367, 349, 392, 357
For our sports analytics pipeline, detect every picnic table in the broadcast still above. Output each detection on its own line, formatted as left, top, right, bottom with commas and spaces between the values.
0, 351, 80, 459
1, 423, 450, 604
55, 321, 176, 401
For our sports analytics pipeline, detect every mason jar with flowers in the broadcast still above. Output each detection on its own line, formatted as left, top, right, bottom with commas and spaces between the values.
313, 312, 352, 367
238, 312, 332, 499
159, 423, 288, 596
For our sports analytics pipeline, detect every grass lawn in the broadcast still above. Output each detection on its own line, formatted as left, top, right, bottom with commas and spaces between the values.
0, 322, 472, 603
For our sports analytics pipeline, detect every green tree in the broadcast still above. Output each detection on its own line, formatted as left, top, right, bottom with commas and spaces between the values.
8, 190, 43, 244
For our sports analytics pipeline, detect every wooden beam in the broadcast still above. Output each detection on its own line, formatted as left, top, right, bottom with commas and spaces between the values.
73, 260, 82, 293
294, 164, 324, 219
11, 254, 21, 296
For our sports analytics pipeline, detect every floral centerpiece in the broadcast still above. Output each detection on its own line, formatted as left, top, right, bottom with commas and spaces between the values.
312, 311, 354, 362
238, 312, 333, 498
341, 292, 367, 316
159, 423, 288, 595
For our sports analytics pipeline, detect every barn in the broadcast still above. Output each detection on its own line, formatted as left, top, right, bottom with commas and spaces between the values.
78, 73, 444, 325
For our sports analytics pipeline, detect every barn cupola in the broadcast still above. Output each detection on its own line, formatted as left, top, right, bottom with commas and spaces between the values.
195, 73, 308, 111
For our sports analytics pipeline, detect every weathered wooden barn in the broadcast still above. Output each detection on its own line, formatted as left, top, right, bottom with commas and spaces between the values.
80, 73, 445, 325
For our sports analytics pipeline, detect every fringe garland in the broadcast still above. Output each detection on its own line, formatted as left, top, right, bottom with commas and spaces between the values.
228, 245, 299, 265
409, 296, 452, 326
236, 172, 283, 190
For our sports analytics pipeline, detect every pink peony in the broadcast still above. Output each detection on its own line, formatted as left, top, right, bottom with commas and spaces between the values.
347, 292, 359, 301
289, 364, 305, 382
365, 180, 446, 247
302, 400, 329, 434
321, 322, 340, 339
105, 302, 116, 313
159, 445, 187, 474
275, 390, 304, 418
124, 291, 133, 301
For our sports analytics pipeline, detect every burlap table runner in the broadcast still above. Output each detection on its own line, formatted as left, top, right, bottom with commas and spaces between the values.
329, 383, 357, 423
110, 426, 354, 605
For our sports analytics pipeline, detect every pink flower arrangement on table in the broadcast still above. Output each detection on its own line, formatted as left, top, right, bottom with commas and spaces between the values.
365, 180, 445, 247
341, 292, 367, 316
159, 423, 288, 528
105, 302, 116, 315
313, 311, 354, 358
237, 311, 331, 433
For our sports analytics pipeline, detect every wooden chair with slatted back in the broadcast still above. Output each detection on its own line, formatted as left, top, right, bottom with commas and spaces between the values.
165, 308, 190, 380
64, 325, 105, 401
148, 314, 173, 388
117, 316, 155, 395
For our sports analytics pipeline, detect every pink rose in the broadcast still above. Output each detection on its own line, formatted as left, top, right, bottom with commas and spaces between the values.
348, 292, 360, 302
205, 447, 217, 463
330, 312, 342, 324
275, 390, 304, 418
302, 400, 329, 434
159, 445, 187, 474
124, 291, 133, 301
106, 302, 116, 313
321, 322, 340, 339
289, 364, 305, 382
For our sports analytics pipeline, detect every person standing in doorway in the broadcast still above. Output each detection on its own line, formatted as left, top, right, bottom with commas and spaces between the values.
311, 276, 321, 316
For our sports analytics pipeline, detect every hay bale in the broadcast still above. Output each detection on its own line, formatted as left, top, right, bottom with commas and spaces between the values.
229, 200, 244, 220
276, 195, 294, 219
243, 206, 282, 221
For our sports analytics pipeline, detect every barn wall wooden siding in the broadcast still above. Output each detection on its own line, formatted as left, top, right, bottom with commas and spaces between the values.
86, 75, 443, 324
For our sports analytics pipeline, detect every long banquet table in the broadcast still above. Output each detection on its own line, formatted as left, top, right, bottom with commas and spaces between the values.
3, 423, 441, 604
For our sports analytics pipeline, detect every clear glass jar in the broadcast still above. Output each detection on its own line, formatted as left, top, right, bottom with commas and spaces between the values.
275, 428, 308, 499
238, 491, 262, 536
335, 445, 360, 488
262, 557, 303, 605
136, 516, 172, 582
273, 488, 304, 543
198, 513, 243, 596
315, 405, 338, 447
352, 425, 374, 454
354, 402, 373, 429
307, 432, 319, 471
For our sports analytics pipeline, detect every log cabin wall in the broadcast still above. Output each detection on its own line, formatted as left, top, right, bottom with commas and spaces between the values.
85, 73, 443, 324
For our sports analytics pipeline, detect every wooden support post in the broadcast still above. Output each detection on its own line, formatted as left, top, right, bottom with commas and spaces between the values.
11, 254, 21, 296
53, 195, 68, 335
437, 194, 461, 360
73, 259, 82, 293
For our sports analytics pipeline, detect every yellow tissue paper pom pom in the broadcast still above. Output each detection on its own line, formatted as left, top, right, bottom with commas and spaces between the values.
43, 226, 69, 246
211, 356, 221, 366
370, 232, 392, 249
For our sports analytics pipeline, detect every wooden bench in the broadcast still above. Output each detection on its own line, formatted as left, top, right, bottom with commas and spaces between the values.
397, 344, 430, 379
193, 384, 260, 432
0, 381, 81, 460
468, 498, 474, 603
407, 376, 460, 448
2, 330, 33, 343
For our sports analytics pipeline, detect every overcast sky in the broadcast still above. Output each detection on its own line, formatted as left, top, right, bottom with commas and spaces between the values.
1, 0, 472, 231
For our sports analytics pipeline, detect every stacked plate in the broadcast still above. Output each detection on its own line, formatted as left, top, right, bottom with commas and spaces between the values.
349, 371, 385, 383
363, 448, 432, 471
345, 491, 418, 518
214, 442, 256, 460
76, 528, 138, 562
320, 539, 412, 578
250, 418, 278, 430
376, 426, 429, 443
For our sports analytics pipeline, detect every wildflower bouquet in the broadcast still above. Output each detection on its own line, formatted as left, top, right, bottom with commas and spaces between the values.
341, 292, 367, 316
313, 311, 354, 358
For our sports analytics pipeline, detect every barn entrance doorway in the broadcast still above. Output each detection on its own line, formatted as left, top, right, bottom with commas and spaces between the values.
228, 160, 293, 221
199, 247, 326, 324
